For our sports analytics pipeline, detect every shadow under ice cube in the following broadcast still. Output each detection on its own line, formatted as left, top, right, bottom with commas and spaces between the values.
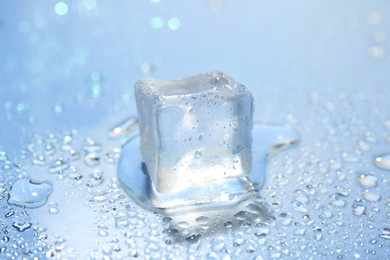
135, 71, 254, 195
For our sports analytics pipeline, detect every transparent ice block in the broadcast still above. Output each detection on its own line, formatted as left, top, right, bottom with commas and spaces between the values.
135, 71, 254, 194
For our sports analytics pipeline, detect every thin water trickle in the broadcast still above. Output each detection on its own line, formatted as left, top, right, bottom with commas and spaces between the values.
108, 117, 139, 139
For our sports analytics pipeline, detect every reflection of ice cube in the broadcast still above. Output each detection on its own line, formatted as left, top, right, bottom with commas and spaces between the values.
135, 71, 253, 194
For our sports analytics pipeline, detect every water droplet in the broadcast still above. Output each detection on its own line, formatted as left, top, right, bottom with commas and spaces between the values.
291, 201, 308, 213
8, 178, 52, 208
90, 190, 108, 202
320, 205, 333, 218
313, 226, 322, 241
194, 151, 202, 160
48, 158, 70, 173
12, 221, 32, 232
32, 155, 46, 166
186, 234, 201, 244
82, 139, 101, 154
0, 151, 8, 161
279, 213, 292, 226
380, 227, 390, 240
224, 222, 233, 229
362, 191, 381, 202
66, 166, 83, 180
177, 221, 190, 229
48, 202, 59, 214
86, 169, 104, 187
108, 117, 138, 139
342, 152, 360, 162
329, 193, 347, 208
245, 203, 262, 214
211, 74, 229, 88
234, 211, 248, 221
68, 149, 81, 161
195, 216, 209, 224
373, 153, 390, 170
53, 103, 63, 114
98, 230, 109, 237
352, 200, 366, 216
357, 174, 378, 187
163, 228, 179, 237
114, 211, 129, 228
84, 153, 100, 166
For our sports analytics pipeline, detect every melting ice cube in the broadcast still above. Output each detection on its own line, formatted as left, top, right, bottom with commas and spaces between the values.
135, 71, 253, 194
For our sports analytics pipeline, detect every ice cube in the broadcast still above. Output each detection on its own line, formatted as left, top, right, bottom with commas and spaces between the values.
135, 71, 254, 194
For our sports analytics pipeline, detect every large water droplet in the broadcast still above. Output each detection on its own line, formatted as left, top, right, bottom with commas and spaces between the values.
8, 178, 52, 208
380, 228, 390, 240
373, 153, 390, 170
12, 221, 32, 232
357, 174, 378, 188
362, 191, 381, 202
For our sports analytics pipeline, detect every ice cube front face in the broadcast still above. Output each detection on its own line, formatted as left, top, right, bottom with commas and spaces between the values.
135, 71, 254, 194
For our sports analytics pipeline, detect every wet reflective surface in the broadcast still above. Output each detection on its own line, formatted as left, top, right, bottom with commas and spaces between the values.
0, 1, 389, 258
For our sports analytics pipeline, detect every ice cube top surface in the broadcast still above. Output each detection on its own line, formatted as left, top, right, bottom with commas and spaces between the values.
135, 71, 254, 194
135, 71, 249, 101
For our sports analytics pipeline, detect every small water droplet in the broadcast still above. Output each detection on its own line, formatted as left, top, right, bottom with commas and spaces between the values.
114, 211, 129, 228
195, 216, 209, 224
212, 75, 229, 89
48, 158, 70, 173
98, 230, 109, 237
83, 138, 102, 153
313, 226, 322, 241
352, 200, 366, 216
224, 221, 233, 229
32, 155, 46, 166
86, 169, 104, 187
90, 190, 108, 202
373, 153, 390, 170
177, 221, 190, 229
84, 153, 100, 166
245, 204, 262, 214
0, 151, 7, 161
48, 202, 59, 214
194, 151, 202, 160
234, 211, 248, 221
8, 178, 52, 208
186, 234, 201, 244
53, 103, 63, 114
291, 201, 308, 213
163, 228, 179, 237
67, 166, 83, 180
